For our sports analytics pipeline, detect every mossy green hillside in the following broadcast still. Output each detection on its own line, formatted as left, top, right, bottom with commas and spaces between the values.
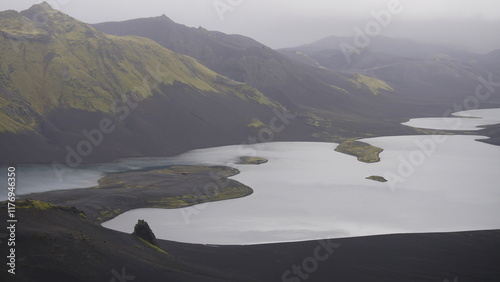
17, 199, 55, 210
0, 9, 49, 39
17, 199, 87, 219
350, 74, 394, 95
0, 4, 281, 133
147, 185, 252, 209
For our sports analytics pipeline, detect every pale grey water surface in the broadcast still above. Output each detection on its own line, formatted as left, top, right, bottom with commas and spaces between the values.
102, 109, 500, 245
2, 109, 500, 245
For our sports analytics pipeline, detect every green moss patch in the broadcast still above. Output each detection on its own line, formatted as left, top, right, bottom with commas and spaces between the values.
17, 199, 87, 220
146, 185, 253, 209
350, 74, 394, 95
17, 199, 55, 211
335, 141, 383, 163
0, 9, 284, 133
97, 208, 123, 221
248, 118, 266, 128
136, 236, 168, 255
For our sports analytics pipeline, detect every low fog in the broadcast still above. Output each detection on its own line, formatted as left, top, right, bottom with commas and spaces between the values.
2, 0, 500, 53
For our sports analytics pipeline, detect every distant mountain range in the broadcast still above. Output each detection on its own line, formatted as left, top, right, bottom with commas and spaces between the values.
93, 16, 407, 119
94, 17, 385, 103
279, 35, 500, 100
1, 3, 499, 164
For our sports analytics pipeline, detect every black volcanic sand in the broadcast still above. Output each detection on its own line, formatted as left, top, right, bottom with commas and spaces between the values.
1, 164, 500, 281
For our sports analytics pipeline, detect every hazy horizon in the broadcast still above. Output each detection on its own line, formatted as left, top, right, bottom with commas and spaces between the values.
1, 0, 500, 54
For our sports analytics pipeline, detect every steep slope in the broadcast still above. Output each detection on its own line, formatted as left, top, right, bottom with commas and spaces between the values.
95, 16, 468, 145
0, 4, 305, 164
93, 17, 410, 117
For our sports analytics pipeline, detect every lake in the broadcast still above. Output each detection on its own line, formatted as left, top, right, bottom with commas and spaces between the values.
101, 108, 500, 245
2, 108, 500, 245
402, 108, 500, 130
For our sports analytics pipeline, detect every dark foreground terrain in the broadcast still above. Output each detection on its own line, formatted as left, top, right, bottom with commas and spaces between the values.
1, 165, 500, 282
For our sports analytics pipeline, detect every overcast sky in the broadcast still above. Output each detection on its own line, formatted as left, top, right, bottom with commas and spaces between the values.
2, 0, 500, 53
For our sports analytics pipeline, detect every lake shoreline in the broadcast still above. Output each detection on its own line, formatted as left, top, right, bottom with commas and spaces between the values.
19, 165, 254, 224
3, 200, 500, 281
104, 136, 500, 245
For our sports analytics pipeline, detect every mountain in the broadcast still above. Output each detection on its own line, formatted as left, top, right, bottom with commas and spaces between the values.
3, 5, 498, 165
0, 3, 311, 164
93, 17, 430, 139
93, 16, 382, 109
93, 17, 500, 129
478, 49, 500, 71
289, 35, 474, 59
279, 36, 500, 101
96, 16, 490, 142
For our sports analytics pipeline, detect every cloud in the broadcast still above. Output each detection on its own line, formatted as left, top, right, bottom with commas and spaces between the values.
1, 0, 499, 53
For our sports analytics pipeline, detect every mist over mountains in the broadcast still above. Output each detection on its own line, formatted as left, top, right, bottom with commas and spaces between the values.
4, 0, 499, 53
279, 35, 500, 100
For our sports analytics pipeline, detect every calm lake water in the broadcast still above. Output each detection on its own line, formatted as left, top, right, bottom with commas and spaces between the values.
101, 108, 500, 245
402, 108, 500, 130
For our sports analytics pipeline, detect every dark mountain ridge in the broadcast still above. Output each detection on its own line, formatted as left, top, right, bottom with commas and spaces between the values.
93, 16, 382, 109
2, 4, 500, 165
0, 4, 313, 164
94, 15, 482, 145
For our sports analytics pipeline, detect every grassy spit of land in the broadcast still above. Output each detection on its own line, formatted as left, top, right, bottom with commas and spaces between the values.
334, 140, 384, 163
25, 165, 255, 224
